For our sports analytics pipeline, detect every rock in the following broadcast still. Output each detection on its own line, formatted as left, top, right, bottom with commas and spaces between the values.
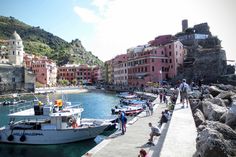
208, 86, 223, 97
206, 121, 236, 140
196, 121, 236, 157
230, 94, 236, 102
202, 101, 228, 121
223, 99, 231, 107
220, 112, 227, 123
207, 98, 226, 107
226, 104, 236, 129
202, 94, 214, 100
217, 91, 235, 100
215, 84, 235, 91
196, 128, 231, 157
189, 90, 202, 99
194, 109, 206, 127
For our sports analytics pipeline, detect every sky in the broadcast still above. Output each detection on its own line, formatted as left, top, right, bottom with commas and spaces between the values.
0, 0, 236, 62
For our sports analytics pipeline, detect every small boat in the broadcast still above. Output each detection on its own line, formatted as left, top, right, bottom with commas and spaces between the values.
111, 105, 144, 116
0, 100, 112, 145
117, 92, 137, 99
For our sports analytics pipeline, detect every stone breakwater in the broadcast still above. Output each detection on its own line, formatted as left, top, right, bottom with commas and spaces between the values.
189, 84, 236, 157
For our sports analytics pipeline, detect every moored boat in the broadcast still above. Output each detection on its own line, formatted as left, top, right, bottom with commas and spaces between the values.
111, 105, 144, 116
0, 100, 112, 145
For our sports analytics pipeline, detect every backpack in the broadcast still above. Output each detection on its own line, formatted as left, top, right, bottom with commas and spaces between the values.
181, 83, 188, 93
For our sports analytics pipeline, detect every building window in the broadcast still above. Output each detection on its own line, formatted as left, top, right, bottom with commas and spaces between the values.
152, 58, 154, 62
18, 51, 20, 55
176, 51, 178, 55
162, 67, 164, 71
166, 59, 168, 63
169, 51, 171, 56
42, 73, 44, 76
0, 77, 1, 82
13, 51, 15, 55
162, 59, 164, 63
145, 67, 147, 72
169, 45, 171, 49
170, 59, 172, 63
13, 41, 15, 44
12, 78, 15, 82
152, 66, 154, 72
161, 51, 164, 55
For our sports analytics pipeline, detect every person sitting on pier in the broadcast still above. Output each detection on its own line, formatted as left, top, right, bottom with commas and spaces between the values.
159, 110, 171, 126
148, 122, 161, 142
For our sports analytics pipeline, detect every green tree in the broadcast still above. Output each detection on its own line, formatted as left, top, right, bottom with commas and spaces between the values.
71, 79, 78, 86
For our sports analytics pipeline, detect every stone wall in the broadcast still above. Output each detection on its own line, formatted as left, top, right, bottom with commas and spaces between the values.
175, 48, 227, 84
0, 65, 34, 94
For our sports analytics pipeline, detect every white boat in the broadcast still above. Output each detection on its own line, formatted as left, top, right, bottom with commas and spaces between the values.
0, 100, 112, 145
111, 105, 144, 116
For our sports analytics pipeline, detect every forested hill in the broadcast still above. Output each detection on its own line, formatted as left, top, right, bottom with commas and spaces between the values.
0, 16, 103, 66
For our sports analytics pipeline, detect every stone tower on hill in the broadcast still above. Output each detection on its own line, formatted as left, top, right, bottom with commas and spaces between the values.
8, 31, 24, 66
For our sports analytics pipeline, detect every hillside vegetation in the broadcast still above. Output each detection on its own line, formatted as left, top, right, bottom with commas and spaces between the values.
0, 16, 103, 66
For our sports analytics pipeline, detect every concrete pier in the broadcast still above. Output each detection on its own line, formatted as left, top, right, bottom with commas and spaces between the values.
83, 98, 166, 157
83, 96, 197, 157
152, 103, 197, 157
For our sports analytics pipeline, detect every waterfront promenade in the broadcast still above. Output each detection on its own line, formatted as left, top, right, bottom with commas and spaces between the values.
83, 95, 197, 157
83, 97, 166, 157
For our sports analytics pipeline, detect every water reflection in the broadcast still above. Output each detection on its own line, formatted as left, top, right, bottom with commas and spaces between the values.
0, 139, 97, 157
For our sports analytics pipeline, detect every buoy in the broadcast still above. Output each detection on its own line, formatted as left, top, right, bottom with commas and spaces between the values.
7, 134, 14, 141
20, 134, 26, 142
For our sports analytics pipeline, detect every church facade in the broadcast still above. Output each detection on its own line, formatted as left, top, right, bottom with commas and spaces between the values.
0, 31, 35, 94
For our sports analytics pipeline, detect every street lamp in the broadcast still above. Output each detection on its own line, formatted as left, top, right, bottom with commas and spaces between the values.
159, 70, 162, 84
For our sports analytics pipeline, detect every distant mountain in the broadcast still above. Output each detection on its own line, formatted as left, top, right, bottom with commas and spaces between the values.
0, 16, 103, 66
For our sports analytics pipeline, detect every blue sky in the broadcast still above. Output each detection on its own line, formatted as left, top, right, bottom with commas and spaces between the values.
0, 0, 236, 62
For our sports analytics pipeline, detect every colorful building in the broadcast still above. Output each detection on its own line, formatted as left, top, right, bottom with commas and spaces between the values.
24, 54, 57, 86
57, 64, 101, 84
127, 36, 184, 87
105, 35, 185, 87
104, 60, 113, 84
113, 54, 128, 85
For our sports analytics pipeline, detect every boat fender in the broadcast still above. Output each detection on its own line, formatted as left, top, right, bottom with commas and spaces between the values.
20, 134, 26, 142
7, 134, 14, 141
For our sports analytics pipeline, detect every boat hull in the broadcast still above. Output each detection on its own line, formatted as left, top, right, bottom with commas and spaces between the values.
0, 125, 108, 145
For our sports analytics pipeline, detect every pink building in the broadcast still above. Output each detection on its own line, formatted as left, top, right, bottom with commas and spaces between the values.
113, 54, 128, 85
127, 36, 184, 87
57, 64, 101, 84
24, 54, 57, 86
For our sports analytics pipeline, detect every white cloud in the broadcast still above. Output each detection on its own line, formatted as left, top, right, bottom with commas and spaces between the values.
74, 6, 101, 23
74, 0, 236, 62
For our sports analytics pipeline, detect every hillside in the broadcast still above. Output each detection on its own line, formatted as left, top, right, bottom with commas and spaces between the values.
0, 16, 103, 66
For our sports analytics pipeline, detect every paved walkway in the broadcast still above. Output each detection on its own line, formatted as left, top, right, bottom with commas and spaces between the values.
83, 96, 197, 157
156, 103, 197, 157
83, 98, 167, 157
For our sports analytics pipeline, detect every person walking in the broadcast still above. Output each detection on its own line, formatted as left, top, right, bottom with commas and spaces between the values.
119, 111, 127, 135
179, 79, 189, 108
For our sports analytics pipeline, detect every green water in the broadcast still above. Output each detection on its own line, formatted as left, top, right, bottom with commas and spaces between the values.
0, 91, 120, 157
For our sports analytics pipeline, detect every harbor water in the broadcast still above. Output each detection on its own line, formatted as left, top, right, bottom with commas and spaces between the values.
0, 90, 120, 157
